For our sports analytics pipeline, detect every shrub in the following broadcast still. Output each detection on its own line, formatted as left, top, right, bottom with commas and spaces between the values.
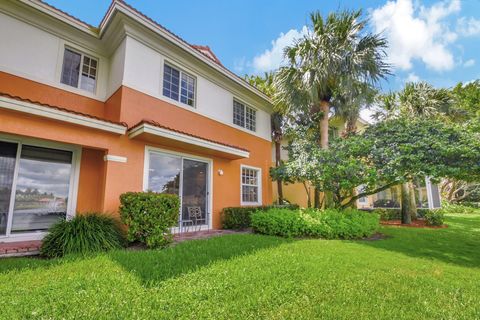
221, 204, 299, 229
424, 210, 445, 226
41, 213, 125, 258
372, 208, 401, 221
439, 202, 480, 215
251, 208, 379, 239
119, 192, 180, 248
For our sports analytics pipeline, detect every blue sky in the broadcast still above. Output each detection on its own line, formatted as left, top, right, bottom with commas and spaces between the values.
48, 0, 480, 93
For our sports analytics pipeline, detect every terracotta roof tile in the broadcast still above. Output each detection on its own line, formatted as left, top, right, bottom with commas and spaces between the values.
0, 92, 127, 127
191, 45, 223, 66
130, 119, 250, 152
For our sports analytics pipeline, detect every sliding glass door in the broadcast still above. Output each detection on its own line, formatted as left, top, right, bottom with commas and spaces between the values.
0, 139, 75, 238
146, 150, 209, 228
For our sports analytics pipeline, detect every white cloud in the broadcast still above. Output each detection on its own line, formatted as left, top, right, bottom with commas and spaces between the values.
457, 17, 480, 36
252, 26, 308, 73
406, 72, 420, 82
233, 57, 247, 73
463, 59, 475, 67
371, 0, 460, 72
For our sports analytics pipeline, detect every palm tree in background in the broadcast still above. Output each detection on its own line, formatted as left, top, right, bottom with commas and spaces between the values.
245, 73, 285, 204
274, 10, 390, 208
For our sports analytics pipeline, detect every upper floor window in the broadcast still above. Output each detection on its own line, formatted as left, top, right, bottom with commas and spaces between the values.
60, 48, 97, 93
233, 100, 256, 132
163, 63, 196, 107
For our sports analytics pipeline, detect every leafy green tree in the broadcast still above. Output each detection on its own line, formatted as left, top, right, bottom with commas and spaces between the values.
374, 81, 453, 220
272, 118, 480, 223
273, 10, 389, 207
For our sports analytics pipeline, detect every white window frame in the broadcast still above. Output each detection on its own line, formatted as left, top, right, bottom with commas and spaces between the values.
162, 62, 197, 108
60, 46, 99, 94
0, 133, 81, 243
233, 99, 257, 132
240, 165, 262, 206
143, 146, 213, 231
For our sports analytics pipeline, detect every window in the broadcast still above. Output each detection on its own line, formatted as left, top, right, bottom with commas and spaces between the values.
163, 63, 196, 107
60, 48, 98, 93
0, 139, 76, 237
233, 100, 256, 132
241, 166, 261, 205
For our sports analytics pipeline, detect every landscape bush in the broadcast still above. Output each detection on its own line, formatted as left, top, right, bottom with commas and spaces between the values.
41, 213, 125, 258
439, 202, 480, 215
119, 192, 180, 248
221, 204, 299, 229
424, 210, 445, 226
251, 208, 379, 239
372, 208, 401, 221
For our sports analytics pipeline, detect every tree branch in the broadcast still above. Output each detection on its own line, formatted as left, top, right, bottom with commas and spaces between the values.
341, 181, 401, 209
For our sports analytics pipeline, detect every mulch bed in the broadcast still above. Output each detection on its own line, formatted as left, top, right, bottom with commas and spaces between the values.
381, 219, 447, 229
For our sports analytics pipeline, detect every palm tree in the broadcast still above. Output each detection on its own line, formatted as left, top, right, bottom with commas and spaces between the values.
375, 81, 453, 223
245, 73, 285, 204
274, 10, 390, 207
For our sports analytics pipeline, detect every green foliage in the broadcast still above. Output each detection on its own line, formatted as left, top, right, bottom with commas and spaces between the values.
273, 10, 389, 117
251, 208, 379, 239
119, 192, 180, 248
221, 204, 299, 229
372, 208, 401, 221
40, 213, 125, 258
440, 202, 480, 215
424, 210, 445, 226
451, 80, 480, 123
374, 82, 453, 121
273, 117, 480, 209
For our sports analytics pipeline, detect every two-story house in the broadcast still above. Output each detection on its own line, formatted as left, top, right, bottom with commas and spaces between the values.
0, 0, 273, 243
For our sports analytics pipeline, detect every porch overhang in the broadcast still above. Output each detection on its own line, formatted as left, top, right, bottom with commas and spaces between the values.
128, 121, 250, 159
0, 93, 127, 134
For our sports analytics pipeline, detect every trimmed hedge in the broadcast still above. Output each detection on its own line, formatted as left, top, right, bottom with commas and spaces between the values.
41, 213, 125, 258
251, 208, 379, 239
119, 192, 180, 248
221, 204, 299, 230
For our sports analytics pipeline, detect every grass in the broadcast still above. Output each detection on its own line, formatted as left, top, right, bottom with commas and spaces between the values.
0, 214, 479, 319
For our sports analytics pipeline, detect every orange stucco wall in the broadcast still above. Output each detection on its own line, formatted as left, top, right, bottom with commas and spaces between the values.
0, 74, 272, 229
77, 148, 106, 213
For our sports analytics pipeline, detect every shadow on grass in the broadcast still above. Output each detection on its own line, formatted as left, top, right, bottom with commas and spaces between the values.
358, 214, 480, 268
0, 255, 60, 274
109, 233, 291, 287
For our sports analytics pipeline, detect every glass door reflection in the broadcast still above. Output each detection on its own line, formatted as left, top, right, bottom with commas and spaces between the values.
181, 159, 208, 227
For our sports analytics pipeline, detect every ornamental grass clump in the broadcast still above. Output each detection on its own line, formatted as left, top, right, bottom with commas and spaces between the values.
41, 213, 126, 258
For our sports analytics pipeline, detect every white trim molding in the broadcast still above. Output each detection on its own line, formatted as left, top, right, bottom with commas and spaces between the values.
0, 95, 127, 134
104, 155, 127, 163
129, 122, 250, 159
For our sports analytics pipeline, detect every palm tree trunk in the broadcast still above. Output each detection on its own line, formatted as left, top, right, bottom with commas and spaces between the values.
315, 100, 330, 208
275, 140, 284, 205
401, 182, 412, 224
319, 100, 330, 149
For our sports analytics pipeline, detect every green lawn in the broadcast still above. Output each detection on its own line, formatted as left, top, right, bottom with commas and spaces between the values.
1, 214, 479, 319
